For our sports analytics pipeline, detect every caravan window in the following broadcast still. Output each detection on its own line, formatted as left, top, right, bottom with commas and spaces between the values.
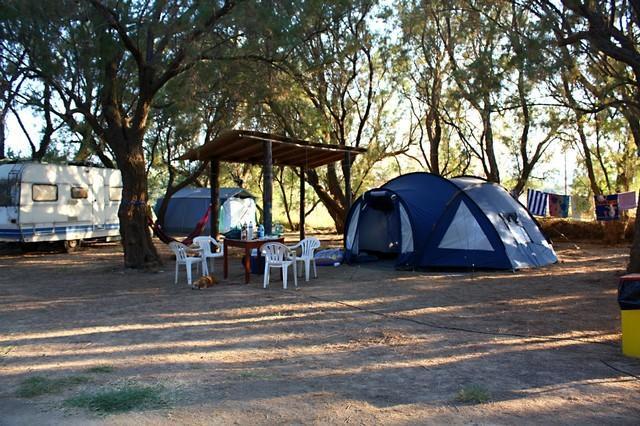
71, 186, 89, 199
109, 186, 122, 201
32, 184, 58, 202
0, 180, 17, 206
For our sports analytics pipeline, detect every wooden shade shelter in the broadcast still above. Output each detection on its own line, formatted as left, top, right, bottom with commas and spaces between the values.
178, 130, 366, 239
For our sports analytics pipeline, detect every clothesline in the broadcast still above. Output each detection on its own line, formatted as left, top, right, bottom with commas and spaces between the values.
526, 189, 637, 221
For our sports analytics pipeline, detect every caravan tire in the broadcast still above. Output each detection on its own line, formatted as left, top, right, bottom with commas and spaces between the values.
63, 239, 80, 253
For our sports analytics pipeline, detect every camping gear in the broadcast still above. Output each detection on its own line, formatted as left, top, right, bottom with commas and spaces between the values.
192, 236, 224, 274
248, 249, 266, 274
261, 242, 297, 289
314, 248, 344, 266
618, 274, 640, 358
224, 237, 285, 284
0, 162, 121, 248
224, 227, 241, 239
344, 173, 557, 270
288, 237, 321, 281
527, 189, 548, 216
149, 206, 210, 246
155, 187, 256, 234
169, 241, 206, 287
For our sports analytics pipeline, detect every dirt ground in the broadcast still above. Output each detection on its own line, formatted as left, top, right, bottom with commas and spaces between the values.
1, 236, 639, 425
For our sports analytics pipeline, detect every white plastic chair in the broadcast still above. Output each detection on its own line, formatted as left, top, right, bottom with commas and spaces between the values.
169, 241, 204, 287
261, 242, 297, 289
288, 237, 321, 281
193, 236, 224, 274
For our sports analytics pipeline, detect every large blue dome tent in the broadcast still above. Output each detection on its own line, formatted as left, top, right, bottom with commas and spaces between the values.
155, 187, 256, 234
344, 173, 557, 270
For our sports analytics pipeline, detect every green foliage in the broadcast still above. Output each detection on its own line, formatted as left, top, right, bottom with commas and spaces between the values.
64, 385, 166, 414
85, 365, 115, 374
0, 345, 14, 356
16, 375, 90, 398
4, 0, 640, 237
571, 112, 640, 195
455, 384, 491, 404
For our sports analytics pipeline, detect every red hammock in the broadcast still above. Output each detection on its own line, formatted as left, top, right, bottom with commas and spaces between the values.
148, 206, 211, 246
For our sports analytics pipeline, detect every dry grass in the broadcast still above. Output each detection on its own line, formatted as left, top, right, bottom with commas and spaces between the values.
539, 218, 633, 243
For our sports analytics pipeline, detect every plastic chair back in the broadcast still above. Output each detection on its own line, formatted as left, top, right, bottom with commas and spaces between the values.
261, 242, 292, 264
298, 237, 321, 258
169, 241, 188, 262
193, 236, 221, 256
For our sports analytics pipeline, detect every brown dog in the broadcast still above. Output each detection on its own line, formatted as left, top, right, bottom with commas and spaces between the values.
193, 275, 218, 289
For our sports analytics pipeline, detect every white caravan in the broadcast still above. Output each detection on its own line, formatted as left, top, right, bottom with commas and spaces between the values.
0, 162, 122, 250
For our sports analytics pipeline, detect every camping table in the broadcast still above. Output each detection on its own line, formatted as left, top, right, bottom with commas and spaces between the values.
223, 237, 285, 284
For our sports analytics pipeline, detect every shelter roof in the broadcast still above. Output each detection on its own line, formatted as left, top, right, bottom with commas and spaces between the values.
163, 187, 254, 201
178, 130, 366, 169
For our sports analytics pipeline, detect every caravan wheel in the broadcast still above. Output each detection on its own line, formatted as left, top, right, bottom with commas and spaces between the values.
63, 239, 79, 253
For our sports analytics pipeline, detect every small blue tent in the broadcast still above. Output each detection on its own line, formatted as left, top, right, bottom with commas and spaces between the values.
344, 173, 557, 270
155, 187, 256, 234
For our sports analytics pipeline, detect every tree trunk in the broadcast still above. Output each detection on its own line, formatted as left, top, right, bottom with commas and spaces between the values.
576, 117, 602, 195
427, 110, 442, 175
426, 69, 442, 175
117, 144, 161, 268
306, 168, 346, 233
275, 167, 295, 230
628, 193, 640, 272
0, 114, 5, 160
482, 103, 500, 183
511, 163, 535, 197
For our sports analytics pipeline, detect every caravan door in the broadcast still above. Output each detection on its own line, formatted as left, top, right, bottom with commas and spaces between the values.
90, 172, 106, 229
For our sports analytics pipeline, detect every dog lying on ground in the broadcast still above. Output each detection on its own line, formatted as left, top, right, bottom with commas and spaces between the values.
193, 274, 218, 289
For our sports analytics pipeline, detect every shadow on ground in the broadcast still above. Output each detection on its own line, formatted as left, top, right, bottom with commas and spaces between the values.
0, 240, 639, 424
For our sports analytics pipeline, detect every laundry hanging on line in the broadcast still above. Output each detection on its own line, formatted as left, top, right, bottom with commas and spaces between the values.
527, 189, 548, 216
571, 195, 592, 219
618, 191, 637, 211
548, 193, 570, 218
594, 194, 620, 221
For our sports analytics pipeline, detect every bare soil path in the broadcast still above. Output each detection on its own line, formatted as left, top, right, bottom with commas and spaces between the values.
0, 238, 639, 425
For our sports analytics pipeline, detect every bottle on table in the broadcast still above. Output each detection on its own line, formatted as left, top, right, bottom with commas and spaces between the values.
241, 223, 247, 240
247, 221, 254, 240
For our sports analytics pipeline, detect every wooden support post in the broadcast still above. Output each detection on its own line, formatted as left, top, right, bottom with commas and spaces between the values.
263, 140, 273, 235
210, 160, 220, 238
299, 166, 305, 241
343, 151, 352, 213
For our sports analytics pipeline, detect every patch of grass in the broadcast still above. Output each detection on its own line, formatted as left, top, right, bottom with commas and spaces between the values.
16, 375, 90, 398
239, 371, 261, 379
237, 370, 274, 380
455, 384, 491, 404
85, 365, 115, 374
0, 345, 15, 356
64, 385, 166, 414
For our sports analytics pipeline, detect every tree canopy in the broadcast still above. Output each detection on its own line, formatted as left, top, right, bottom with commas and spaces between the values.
3, 0, 640, 270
